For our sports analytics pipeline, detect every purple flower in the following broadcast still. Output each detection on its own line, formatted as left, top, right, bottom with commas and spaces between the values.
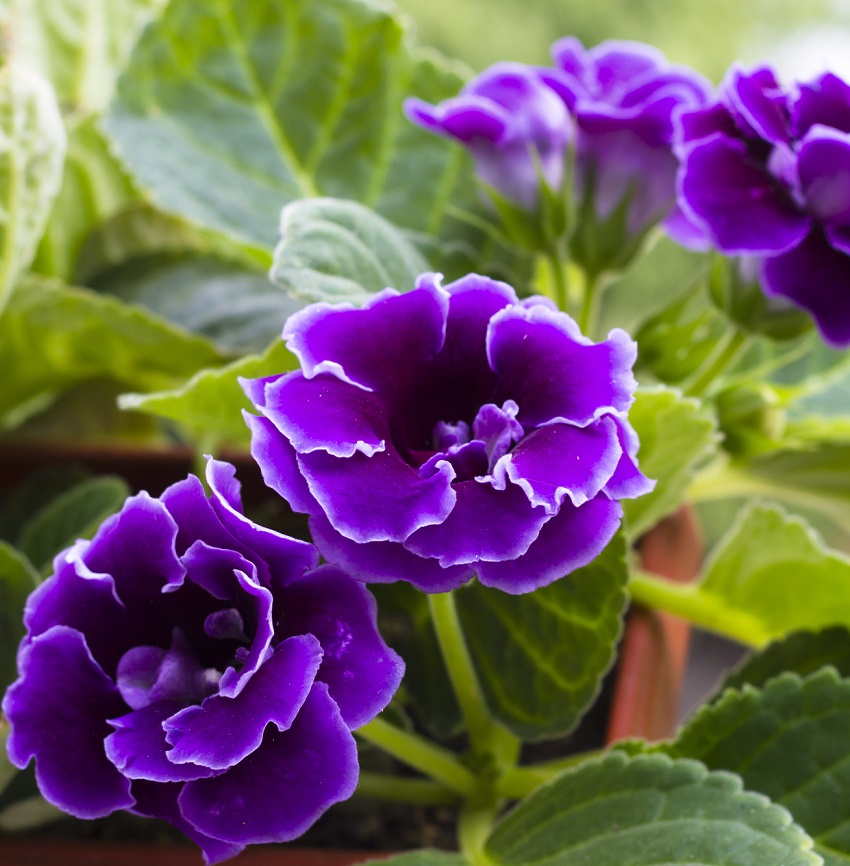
675, 64, 850, 347
404, 62, 572, 211
243, 273, 654, 596
540, 38, 711, 262
2, 460, 403, 864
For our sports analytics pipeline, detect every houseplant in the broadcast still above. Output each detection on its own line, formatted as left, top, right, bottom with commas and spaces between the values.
2, 1, 850, 865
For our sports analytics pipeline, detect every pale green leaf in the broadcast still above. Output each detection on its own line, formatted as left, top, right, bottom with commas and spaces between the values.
662, 669, 850, 866
722, 627, 850, 694
103, 0, 527, 280
697, 503, 850, 641
359, 853, 467, 866
119, 338, 298, 446
455, 532, 628, 740
623, 386, 720, 538
0, 62, 65, 311
0, 795, 62, 831
0, 541, 38, 691
1, 0, 167, 113
0, 275, 224, 428
486, 752, 819, 866
18, 475, 129, 571
272, 197, 429, 304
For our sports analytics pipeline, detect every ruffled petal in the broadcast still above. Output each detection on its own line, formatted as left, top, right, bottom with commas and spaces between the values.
131, 781, 243, 866
308, 513, 473, 592
282, 276, 449, 393
278, 565, 404, 729
297, 447, 456, 543
404, 95, 510, 144
105, 700, 217, 782
722, 64, 790, 145
243, 411, 320, 514
679, 133, 810, 254
163, 635, 322, 771
797, 125, 850, 226
3, 626, 133, 818
791, 72, 850, 138
476, 497, 623, 594
487, 302, 637, 426
500, 417, 622, 513
761, 232, 850, 348
178, 683, 358, 845
403, 480, 549, 567
602, 417, 656, 500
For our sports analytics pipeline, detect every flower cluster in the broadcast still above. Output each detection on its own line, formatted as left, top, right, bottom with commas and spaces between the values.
3, 460, 403, 864
243, 273, 653, 595
405, 39, 710, 269
675, 66, 850, 347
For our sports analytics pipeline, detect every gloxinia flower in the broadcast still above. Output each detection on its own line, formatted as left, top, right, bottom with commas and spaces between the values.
404, 62, 572, 211
675, 65, 850, 347
243, 273, 654, 596
3, 460, 403, 865
539, 38, 711, 267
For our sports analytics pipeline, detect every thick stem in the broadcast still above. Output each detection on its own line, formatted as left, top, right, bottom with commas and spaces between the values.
355, 717, 477, 795
546, 247, 570, 315
683, 328, 749, 398
428, 592, 507, 759
576, 269, 601, 337
496, 749, 604, 799
628, 569, 769, 647
458, 795, 500, 866
356, 773, 460, 805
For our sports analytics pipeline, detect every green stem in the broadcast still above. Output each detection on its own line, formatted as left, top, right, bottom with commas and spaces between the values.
497, 749, 604, 798
356, 773, 460, 805
683, 328, 749, 397
458, 796, 500, 866
355, 717, 477, 796
546, 247, 570, 314
428, 592, 506, 759
628, 569, 769, 647
576, 269, 600, 337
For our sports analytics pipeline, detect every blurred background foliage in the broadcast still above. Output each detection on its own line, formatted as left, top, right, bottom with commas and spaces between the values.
395, 0, 850, 82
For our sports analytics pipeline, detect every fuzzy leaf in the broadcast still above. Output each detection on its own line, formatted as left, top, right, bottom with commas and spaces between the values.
455, 532, 628, 740
271, 197, 429, 304
486, 752, 819, 866
623, 387, 720, 537
662, 669, 850, 866
0, 542, 38, 691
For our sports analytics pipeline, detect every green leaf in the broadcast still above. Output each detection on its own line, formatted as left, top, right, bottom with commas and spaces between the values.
698, 503, 850, 642
661, 669, 850, 866
271, 197, 430, 304
485, 752, 819, 866
103, 0, 527, 280
0, 276, 224, 429
18, 475, 129, 572
119, 338, 298, 446
93, 252, 304, 353
0, 62, 65, 312
623, 387, 720, 538
454, 532, 628, 740
371, 582, 461, 738
721, 627, 850, 694
0, 542, 39, 691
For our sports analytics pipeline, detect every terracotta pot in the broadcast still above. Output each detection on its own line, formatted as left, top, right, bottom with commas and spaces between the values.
0, 446, 702, 865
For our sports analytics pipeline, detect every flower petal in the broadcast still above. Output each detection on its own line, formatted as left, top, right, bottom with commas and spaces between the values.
403, 480, 549, 567
488, 302, 637, 426
282, 275, 448, 393
178, 683, 358, 845
679, 133, 810, 254
762, 231, 850, 348
501, 417, 622, 513
722, 64, 790, 145
476, 497, 623, 594
279, 565, 405, 729
297, 448, 456, 543
3, 626, 133, 818
105, 700, 217, 782
791, 72, 850, 138
797, 125, 850, 226
404, 95, 509, 144
308, 513, 473, 592
602, 418, 656, 500
163, 635, 322, 771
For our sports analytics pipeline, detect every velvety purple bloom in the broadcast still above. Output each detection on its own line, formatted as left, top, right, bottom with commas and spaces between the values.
540, 38, 711, 252
243, 273, 654, 596
675, 65, 850, 347
3, 460, 403, 864
404, 62, 572, 211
